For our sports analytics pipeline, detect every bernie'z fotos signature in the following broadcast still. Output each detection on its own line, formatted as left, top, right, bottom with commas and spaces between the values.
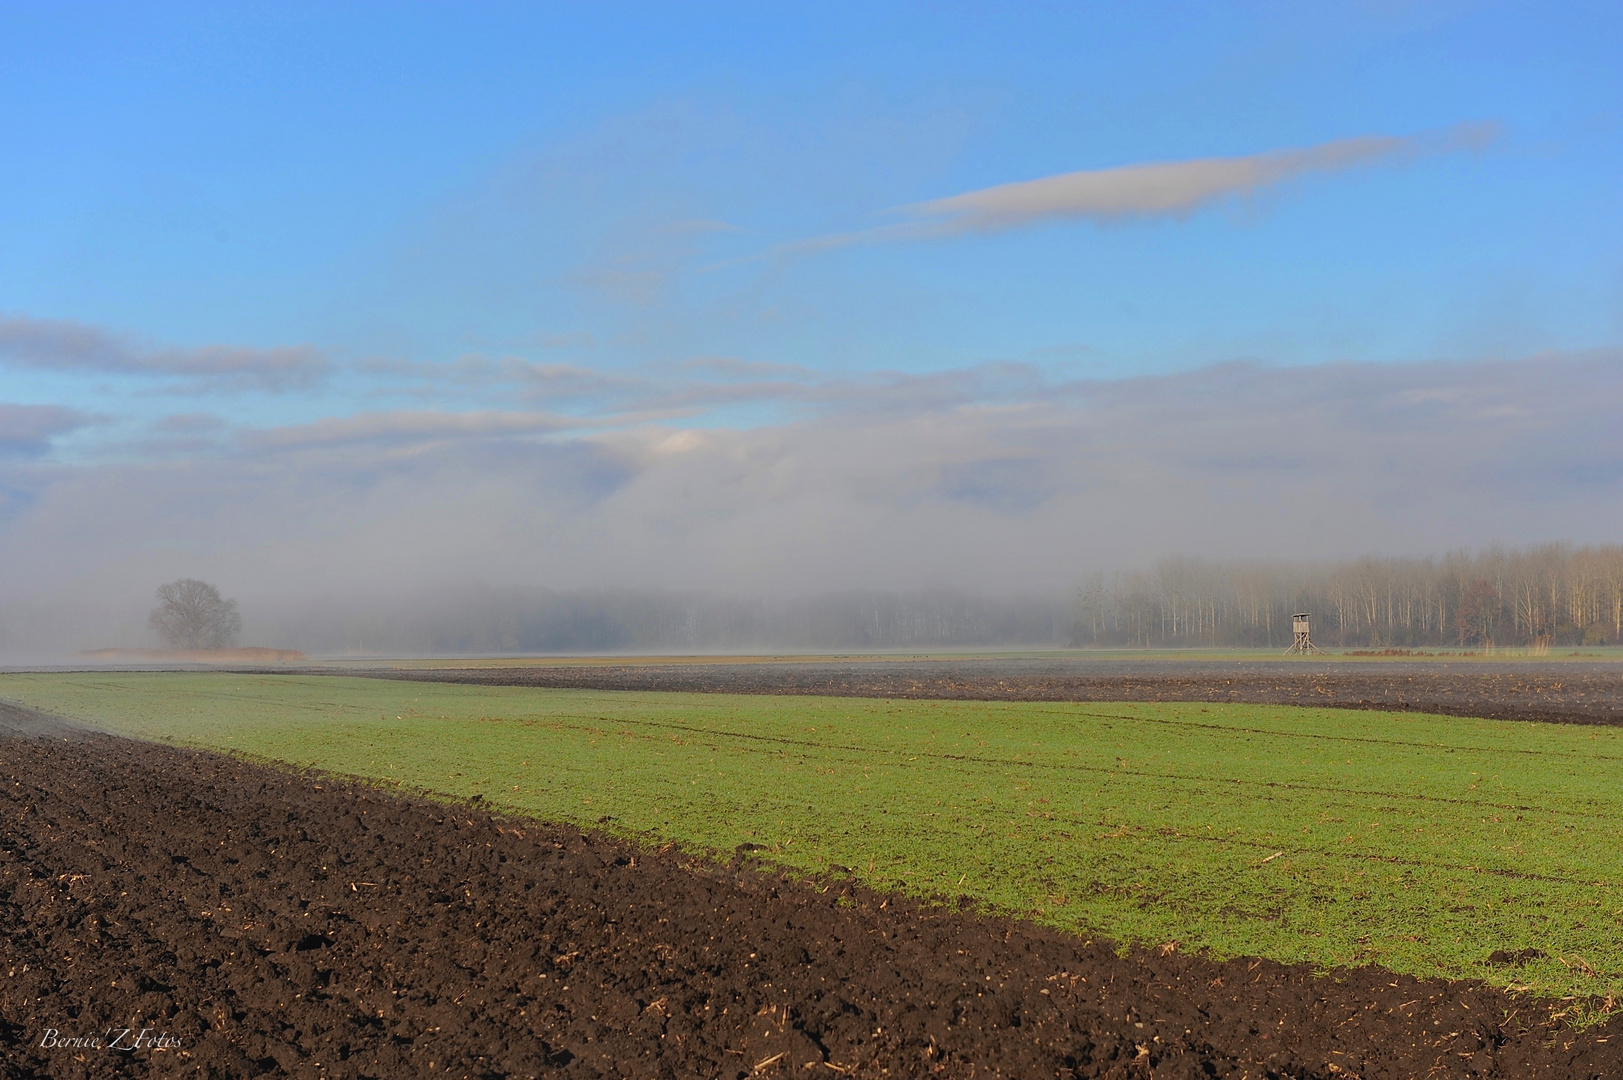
38, 1027, 183, 1052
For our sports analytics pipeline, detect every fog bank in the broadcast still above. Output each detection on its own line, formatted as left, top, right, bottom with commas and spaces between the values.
2, 351, 1620, 659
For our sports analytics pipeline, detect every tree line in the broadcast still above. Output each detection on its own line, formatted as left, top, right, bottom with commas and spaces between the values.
1067, 544, 1623, 649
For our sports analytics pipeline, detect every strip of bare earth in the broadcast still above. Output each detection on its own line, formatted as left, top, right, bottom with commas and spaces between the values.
0, 713, 1616, 1079
332, 657, 1623, 727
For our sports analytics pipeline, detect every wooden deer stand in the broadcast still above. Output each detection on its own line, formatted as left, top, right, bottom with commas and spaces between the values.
1284, 612, 1321, 656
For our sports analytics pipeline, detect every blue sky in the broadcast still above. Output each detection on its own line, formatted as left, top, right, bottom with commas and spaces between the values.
1, 2, 1621, 647
4, 4, 1618, 423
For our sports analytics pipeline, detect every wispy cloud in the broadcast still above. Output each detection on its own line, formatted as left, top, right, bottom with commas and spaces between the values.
0, 403, 96, 457
358, 349, 1060, 421
779, 123, 1500, 254
153, 412, 229, 434
910, 123, 1500, 232
240, 409, 574, 453
0, 315, 331, 392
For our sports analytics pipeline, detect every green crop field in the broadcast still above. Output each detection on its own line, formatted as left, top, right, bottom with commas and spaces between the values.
5, 671, 1622, 1007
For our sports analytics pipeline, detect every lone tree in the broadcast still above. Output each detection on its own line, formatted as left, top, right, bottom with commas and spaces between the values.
149, 579, 242, 650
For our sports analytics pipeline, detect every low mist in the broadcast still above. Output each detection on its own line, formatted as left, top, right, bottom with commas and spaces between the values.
6, 542, 1621, 661
3, 352, 1621, 661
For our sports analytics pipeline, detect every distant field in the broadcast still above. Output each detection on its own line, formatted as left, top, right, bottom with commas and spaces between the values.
5, 671, 1622, 1004
302, 646, 1623, 668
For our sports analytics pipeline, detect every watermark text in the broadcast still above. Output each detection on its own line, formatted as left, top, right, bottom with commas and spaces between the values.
37, 1027, 183, 1052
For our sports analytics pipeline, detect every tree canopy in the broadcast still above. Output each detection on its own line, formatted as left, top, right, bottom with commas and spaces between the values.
148, 579, 241, 650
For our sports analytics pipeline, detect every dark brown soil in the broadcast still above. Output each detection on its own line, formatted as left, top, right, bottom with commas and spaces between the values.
353, 657, 1623, 727
2, 713, 1618, 1078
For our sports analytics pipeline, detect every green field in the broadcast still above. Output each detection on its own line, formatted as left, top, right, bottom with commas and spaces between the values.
5, 671, 1622, 1005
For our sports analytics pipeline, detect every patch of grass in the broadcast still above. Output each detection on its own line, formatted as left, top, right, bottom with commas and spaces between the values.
5, 671, 1623, 1001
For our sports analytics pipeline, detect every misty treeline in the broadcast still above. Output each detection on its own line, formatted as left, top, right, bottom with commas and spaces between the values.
1068, 543, 1623, 649
10, 544, 1619, 660
287, 588, 1073, 655
220, 543, 1623, 655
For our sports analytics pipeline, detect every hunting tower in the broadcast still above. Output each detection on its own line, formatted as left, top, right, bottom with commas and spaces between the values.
1284, 612, 1320, 655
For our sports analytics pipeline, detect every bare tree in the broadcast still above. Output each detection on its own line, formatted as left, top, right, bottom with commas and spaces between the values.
149, 579, 242, 650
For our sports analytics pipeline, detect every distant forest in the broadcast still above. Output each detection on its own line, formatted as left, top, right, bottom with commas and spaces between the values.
249, 543, 1623, 655
1068, 543, 1623, 649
